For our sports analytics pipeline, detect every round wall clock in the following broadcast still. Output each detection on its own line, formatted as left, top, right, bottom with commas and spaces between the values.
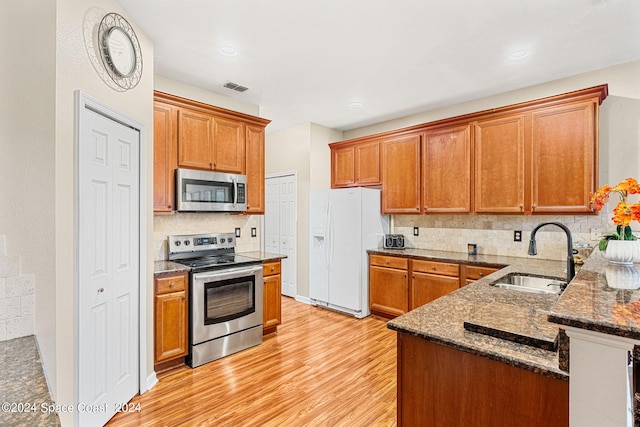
98, 13, 143, 90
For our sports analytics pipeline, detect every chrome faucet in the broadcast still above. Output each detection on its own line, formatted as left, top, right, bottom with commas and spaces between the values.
528, 221, 576, 285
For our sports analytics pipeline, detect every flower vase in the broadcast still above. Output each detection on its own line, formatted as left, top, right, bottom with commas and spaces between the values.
604, 240, 640, 265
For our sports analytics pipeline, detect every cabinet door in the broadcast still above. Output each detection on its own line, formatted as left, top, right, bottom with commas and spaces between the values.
411, 272, 460, 310
332, 145, 356, 188
263, 274, 282, 330
369, 265, 408, 317
355, 141, 381, 186
381, 134, 421, 214
474, 115, 526, 213
212, 116, 244, 173
245, 124, 265, 214
177, 109, 214, 170
422, 124, 471, 213
154, 291, 188, 363
153, 102, 177, 212
531, 100, 597, 213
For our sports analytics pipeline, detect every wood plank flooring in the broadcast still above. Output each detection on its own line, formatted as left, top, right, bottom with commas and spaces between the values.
108, 297, 397, 427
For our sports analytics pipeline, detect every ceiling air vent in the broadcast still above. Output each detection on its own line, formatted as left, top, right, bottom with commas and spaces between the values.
223, 81, 249, 92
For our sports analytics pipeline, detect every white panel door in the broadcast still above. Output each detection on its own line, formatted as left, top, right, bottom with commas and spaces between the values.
79, 107, 139, 427
279, 177, 296, 298
264, 174, 297, 298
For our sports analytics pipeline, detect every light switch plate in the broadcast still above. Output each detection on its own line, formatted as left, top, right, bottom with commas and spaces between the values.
235, 228, 241, 238
413, 227, 419, 236
251, 227, 257, 237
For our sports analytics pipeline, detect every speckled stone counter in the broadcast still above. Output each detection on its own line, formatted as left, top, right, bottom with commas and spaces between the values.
383, 250, 569, 380
154, 260, 190, 275
0, 336, 60, 426
237, 251, 287, 262
550, 249, 640, 339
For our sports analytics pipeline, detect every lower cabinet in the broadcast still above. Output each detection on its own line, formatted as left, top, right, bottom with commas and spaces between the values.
410, 260, 460, 310
460, 264, 502, 286
369, 255, 409, 318
263, 260, 282, 336
154, 271, 189, 371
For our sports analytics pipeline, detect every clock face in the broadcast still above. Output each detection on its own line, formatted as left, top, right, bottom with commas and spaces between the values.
106, 27, 136, 77
98, 13, 143, 91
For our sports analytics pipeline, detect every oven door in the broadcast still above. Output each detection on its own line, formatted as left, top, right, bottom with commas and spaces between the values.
191, 264, 263, 346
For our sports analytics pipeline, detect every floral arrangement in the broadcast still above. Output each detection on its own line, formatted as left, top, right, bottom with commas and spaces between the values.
590, 178, 640, 250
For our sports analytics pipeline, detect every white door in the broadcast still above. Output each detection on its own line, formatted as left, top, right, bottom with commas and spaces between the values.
78, 106, 139, 426
264, 174, 297, 298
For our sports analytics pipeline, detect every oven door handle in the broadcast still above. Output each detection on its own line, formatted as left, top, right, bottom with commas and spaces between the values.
232, 177, 238, 206
193, 264, 261, 281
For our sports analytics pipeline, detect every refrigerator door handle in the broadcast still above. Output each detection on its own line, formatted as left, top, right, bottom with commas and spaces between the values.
326, 200, 333, 270
324, 200, 331, 270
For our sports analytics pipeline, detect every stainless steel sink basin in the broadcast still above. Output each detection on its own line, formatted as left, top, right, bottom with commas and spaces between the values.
490, 274, 565, 295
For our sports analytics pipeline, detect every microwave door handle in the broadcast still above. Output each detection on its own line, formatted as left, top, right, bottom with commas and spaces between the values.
232, 178, 238, 206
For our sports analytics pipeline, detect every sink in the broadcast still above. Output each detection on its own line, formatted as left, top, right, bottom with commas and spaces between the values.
490, 273, 565, 295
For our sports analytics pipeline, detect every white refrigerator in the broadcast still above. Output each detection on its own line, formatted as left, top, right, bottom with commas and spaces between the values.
309, 187, 389, 318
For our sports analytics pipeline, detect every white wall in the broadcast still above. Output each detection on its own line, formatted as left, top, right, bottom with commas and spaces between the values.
310, 123, 342, 189
0, 0, 56, 398
54, 1, 154, 425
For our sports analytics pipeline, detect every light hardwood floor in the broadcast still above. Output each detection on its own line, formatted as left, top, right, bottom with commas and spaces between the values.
108, 297, 397, 427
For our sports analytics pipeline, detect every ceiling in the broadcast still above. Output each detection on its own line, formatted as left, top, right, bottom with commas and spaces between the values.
118, 0, 640, 134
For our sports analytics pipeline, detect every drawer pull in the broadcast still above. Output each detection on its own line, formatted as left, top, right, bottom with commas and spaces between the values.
271, 266, 275, 271
170, 282, 175, 288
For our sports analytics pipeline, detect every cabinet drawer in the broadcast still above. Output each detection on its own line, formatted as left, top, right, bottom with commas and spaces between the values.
263, 261, 281, 277
156, 274, 186, 295
465, 265, 500, 280
370, 254, 408, 270
412, 260, 459, 277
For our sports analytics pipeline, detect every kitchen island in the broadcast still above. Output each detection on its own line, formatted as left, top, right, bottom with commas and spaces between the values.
385, 247, 640, 426
383, 250, 569, 426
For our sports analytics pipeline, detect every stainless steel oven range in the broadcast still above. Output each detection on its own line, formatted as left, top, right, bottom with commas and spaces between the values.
168, 232, 263, 368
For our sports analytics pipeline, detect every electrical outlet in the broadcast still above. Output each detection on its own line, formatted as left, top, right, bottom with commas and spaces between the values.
235, 227, 241, 238
514, 230, 522, 242
251, 227, 257, 238
413, 227, 419, 236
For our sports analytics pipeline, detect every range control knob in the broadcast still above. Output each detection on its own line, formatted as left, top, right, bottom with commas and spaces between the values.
174, 240, 181, 246
228, 237, 233, 243
184, 240, 190, 246
220, 238, 226, 244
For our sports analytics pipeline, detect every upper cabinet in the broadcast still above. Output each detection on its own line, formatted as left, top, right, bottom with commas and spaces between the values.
153, 91, 270, 213
331, 140, 381, 188
330, 84, 608, 216
177, 110, 244, 173
154, 101, 178, 212
474, 114, 526, 214
530, 100, 597, 213
422, 123, 472, 213
381, 134, 421, 214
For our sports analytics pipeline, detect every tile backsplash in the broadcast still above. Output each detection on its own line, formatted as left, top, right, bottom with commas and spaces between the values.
0, 235, 35, 341
394, 212, 611, 261
153, 213, 262, 260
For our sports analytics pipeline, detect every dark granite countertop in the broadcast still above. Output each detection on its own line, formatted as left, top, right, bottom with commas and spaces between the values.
382, 249, 569, 380
549, 249, 640, 340
237, 251, 287, 262
154, 260, 190, 275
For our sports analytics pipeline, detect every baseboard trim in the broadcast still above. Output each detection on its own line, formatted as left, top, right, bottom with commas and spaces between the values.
144, 371, 158, 394
294, 295, 311, 305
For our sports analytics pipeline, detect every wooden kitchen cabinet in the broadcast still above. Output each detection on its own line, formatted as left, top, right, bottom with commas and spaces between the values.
177, 110, 244, 173
331, 140, 381, 188
460, 264, 502, 286
154, 271, 188, 370
474, 114, 526, 213
263, 260, 282, 336
381, 134, 422, 214
422, 123, 472, 213
153, 91, 270, 213
153, 101, 178, 212
245, 124, 266, 214
531, 100, 597, 213
369, 255, 409, 318
410, 259, 460, 309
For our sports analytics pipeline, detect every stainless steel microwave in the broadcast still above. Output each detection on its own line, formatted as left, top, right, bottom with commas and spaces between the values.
176, 168, 247, 212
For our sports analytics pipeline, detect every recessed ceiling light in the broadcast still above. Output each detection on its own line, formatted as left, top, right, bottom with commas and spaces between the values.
220, 46, 237, 56
349, 101, 363, 108
508, 49, 531, 61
